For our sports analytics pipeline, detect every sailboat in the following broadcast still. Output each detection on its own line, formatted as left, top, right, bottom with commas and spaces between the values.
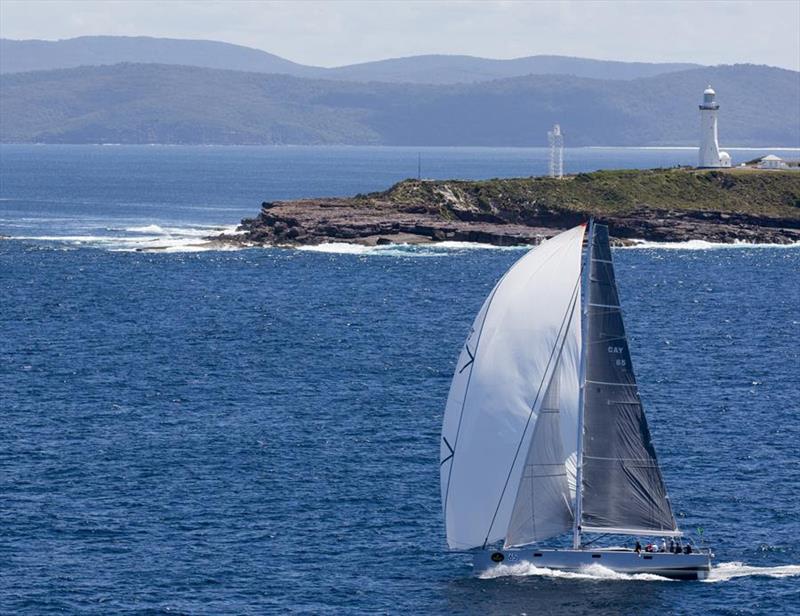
440, 221, 712, 580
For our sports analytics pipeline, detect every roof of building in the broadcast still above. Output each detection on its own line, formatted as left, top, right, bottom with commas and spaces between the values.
762, 154, 782, 161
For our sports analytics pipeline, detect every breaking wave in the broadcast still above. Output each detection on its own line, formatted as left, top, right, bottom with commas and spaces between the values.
296, 241, 525, 257
11, 226, 798, 255
296, 242, 378, 255
478, 562, 673, 582
478, 561, 800, 583
297, 243, 447, 258
622, 239, 800, 250
703, 562, 800, 583
9, 224, 243, 253
121, 224, 230, 238
124, 224, 170, 234
297, 239, 800, 255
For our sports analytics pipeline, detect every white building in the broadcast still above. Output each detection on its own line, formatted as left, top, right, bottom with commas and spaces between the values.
698, 86, 731, 168
758, 154, 787, 169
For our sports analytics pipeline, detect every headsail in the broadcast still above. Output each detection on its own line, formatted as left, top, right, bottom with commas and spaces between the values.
504, 364, 574, 548
579, 224, 679, 536
440, 225, 584, 550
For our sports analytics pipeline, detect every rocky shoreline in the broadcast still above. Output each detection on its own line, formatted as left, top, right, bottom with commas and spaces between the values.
217, 169, 800, 248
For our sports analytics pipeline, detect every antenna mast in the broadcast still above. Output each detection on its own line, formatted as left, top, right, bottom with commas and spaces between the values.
548, 124, 564, 179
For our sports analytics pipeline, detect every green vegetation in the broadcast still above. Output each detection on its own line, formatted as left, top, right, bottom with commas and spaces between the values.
1, 62, 797, 145
375, 168, 800, 221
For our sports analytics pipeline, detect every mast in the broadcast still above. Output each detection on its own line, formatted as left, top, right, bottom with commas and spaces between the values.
572, 218, 593, 550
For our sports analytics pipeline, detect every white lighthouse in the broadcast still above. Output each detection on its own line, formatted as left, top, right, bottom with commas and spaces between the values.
698, 85, 731, 168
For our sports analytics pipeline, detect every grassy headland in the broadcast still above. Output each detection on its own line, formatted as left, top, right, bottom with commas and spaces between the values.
222, 168, 800, 247
376, 168, 800, 219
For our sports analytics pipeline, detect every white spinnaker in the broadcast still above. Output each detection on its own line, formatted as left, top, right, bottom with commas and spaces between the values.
504, 364, 573, 548
440, 225, 585, 550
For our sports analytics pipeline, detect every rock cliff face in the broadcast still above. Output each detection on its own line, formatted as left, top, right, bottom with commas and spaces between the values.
218, 168, 800, 247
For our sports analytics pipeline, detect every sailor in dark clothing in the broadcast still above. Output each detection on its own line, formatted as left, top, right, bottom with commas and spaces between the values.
683, 544, 693, 554
634, 540, 642, 554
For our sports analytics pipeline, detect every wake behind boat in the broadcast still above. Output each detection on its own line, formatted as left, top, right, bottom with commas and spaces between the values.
440, 221, 712, 580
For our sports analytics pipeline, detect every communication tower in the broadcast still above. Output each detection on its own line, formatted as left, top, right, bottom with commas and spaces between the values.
548, 124, 564, 179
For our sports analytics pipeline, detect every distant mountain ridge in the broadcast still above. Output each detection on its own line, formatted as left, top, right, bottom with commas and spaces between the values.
321, 54, 702, 84
0, 36, 308, 78
2, 62, 797, 146
0, 36, 702, 83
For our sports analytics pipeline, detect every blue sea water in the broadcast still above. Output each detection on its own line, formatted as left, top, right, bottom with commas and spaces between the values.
1, 145, 799, 614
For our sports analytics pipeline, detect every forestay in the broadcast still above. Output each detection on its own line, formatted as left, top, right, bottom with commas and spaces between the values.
579, 224, 679, 536
440, 225, 584, 550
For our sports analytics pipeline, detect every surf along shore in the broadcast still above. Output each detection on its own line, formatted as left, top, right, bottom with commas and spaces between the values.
217, 167, 800, 248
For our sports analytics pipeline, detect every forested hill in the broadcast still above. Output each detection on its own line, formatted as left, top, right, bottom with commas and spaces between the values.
1, 62, 797, 146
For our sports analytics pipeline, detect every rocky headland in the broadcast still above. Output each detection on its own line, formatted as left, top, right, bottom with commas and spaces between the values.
218, 168, 800, 247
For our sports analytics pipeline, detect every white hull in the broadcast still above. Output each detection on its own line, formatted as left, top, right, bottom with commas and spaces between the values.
474, 547, 712, 581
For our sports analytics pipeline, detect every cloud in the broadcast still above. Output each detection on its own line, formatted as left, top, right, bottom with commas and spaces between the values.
1, 0, 798, 70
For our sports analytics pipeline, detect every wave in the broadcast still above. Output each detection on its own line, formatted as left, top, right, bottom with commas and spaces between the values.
125, 224, 169, 234
12, 235, 127, 242
297, 243, 447, 258
11, 227, 798, 255
429, 241, 524, 251
478, 562, 673, 582
477, 561, 800, 583
296, 242, 375, 255
703, 561, 800, 583
292, 238, 800, 255
296, 241, 525, 256
122, 223, 239, 238
621, 239, 800, 250
9, 223, 243, 253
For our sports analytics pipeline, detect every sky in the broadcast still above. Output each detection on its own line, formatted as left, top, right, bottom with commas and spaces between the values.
1, 0, 799, 70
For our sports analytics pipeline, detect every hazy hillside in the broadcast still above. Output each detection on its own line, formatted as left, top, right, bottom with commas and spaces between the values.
0, 36, 308, 76
0, 36, 700, 83
1, 63, 797, 146
322, 54, 700, 83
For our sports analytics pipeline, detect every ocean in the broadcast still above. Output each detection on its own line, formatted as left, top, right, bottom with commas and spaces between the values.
1, 145, 799, 614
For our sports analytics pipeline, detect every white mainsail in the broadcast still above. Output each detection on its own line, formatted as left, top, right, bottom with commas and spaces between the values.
440, 225, 585, 550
